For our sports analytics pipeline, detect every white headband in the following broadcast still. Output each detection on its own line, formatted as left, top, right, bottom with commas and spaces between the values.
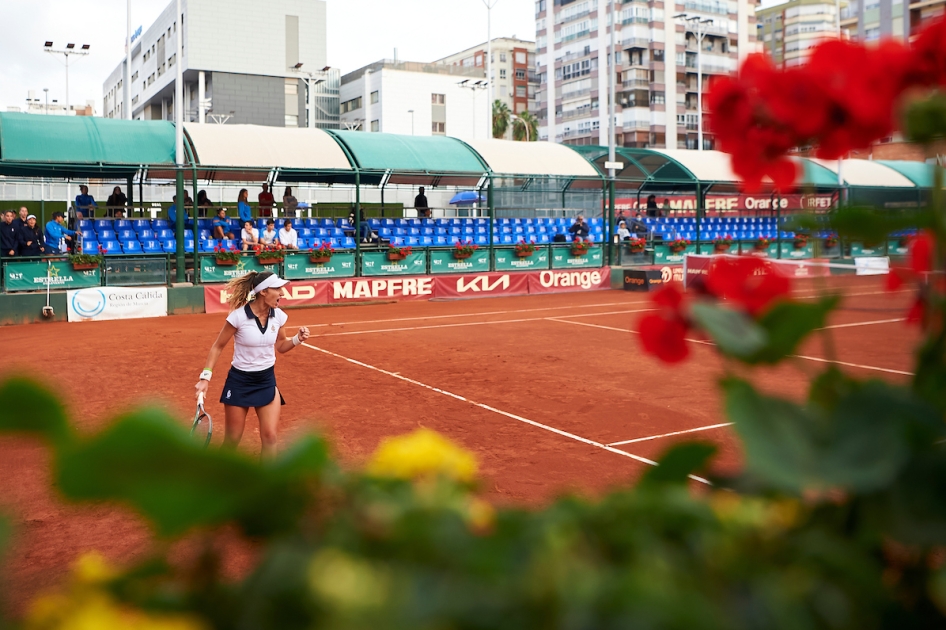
251, 274, 289, 295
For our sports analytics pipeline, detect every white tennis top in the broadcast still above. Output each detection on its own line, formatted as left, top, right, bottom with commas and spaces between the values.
278, 227, 298, 248
226, 304, 289, 371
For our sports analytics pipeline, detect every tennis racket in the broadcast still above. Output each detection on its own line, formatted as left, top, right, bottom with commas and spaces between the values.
191, 392, 213, 448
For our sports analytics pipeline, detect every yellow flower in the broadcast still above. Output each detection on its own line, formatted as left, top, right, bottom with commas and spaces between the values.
308, 549, 391, 610
25, 552, 207, 630
466, 497, 496, 534
367, 428, 478, 483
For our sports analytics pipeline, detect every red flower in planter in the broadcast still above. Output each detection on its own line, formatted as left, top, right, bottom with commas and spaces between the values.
638, 285, 691, 364
706, 256, 791, 317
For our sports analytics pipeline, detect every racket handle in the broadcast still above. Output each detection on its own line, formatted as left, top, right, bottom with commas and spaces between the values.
197, 392, 205, 407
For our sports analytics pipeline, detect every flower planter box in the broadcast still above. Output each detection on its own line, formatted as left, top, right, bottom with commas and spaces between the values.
753, 242, 769, 252
669, 246, 687, 254
570, 248, 589, 257
309, 256, 332, 264
257, 258, 282, 265
387, 253, 407, 262
714, 244, 732, 253
453, 252, 473, 260
628, 246, 645, 254
71, 263, 100, 271
793, 240, 808, 250
515, 250, 534, 258
215, 258, 238, 267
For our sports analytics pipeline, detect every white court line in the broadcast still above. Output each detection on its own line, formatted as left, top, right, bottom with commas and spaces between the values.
819, 318, 905, 330
311, 309, 654, 338
546, 317, 915, 377
300, 341, 711, 486
286, 299, 651, 329
609, 423, 734, 447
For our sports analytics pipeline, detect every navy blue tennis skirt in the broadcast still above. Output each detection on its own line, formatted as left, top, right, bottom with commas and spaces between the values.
220, 365, 286, 408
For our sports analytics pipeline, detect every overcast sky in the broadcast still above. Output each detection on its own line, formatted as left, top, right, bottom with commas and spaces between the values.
0, 0, 536, 114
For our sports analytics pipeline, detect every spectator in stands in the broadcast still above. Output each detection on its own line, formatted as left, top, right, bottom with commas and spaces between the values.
662, 198, 672, 216
568, 215, 591, 242
167, 195, 190, 226
18, 215, 47, 256
414, 186, 430, 218
12, 207, 28, 230
113, 208, 126, 220
106, 186, 127, 217
75, 185, 98, 218
278, 219, 299, 250
628, 213, 648, 237
283, 187, 298, 215
44, 212, 75, 254
617, 220, 631, 241
237, 188, 253, 224
212, 208, 235, 241
197, 190, 214, 218
1, 210, 18, 257
241, 220, 260, 252
258, 184, 275, 218
645, 194, 658, 218
349, 207, 375, 242
260, 219, 278, 245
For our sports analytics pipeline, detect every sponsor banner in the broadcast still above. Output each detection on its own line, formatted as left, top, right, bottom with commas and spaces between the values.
67, 286, 167, 322
778, 243, 814, 259
683, 255, 712, 291
330, 276, 437, 302
429, 249, 490, 274
850, 243, 886, 258
623, 269, 664, 292
888, 239, 909, 257
527, 268, 611, 294
199, 255, 279, 283
550, 245, 604, 269
283, 252, 356, 279
654, 244, 699, 265
204, 280, 328, 314
435, 271, 531, 299
361, 251, 427, 276
4, 260, 101, 292
853, 256, 890, 276
684, 254, 831, 290
616, 193, 834, 213
493, 248, 550, 271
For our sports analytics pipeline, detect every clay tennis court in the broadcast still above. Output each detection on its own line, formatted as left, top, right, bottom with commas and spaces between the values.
0, 275, 918, 612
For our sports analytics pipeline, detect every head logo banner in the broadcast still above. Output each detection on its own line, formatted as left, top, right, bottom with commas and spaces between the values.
203, 280, 329, 314
66, 286, 167, 322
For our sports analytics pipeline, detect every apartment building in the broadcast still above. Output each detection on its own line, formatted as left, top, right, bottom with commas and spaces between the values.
434, 37, 539, 115
102, 0, 339, 128
757, 0, 842, 66
535, 0, 757, 150
840, 0, 944, 40
339, 60, 489, 140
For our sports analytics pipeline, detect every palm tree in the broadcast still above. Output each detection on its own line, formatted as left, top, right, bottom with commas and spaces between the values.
512, 110, 539, 142
492, 100, 510, 139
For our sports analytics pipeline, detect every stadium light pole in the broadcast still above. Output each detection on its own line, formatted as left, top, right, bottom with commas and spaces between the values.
674, 15, 713, 150
458, 79, 488, 139
43, 41, 90, 112
408, 109, 414, 135
174, 0, 186, 283
483, 0, 499, 131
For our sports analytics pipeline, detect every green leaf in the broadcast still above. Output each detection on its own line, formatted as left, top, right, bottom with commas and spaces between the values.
746, 297, 839, 364
690, 303, 767, 359
56, 409, 328, 537
0, 377, 72, 446
640, 442, 717, 486
829, 206, 930, 245
904, 93, 946, 146
723, 378, 917, 494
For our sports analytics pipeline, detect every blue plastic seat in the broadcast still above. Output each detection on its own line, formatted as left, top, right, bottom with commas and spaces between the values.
199, 240, 216, 253
122, 241, 143, 254
156, 229, 174, 239
115, 220, 132, 230
340, 237, 356, 248
77, 220, 93, 230
161, 239, 176, 253
152, 219, 170, 229
80, 240, 99, 253
136, 228, 155, 240
435, 236, 449, 246
474, 235, 487, 246
80, 229, 95, 240
420, 236, 433, 246
101, 240, 122, 255
97, 229, 116, 241
94, 220, 110, 231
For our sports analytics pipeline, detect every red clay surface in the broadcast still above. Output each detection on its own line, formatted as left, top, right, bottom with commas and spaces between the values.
0, 276, 918, 614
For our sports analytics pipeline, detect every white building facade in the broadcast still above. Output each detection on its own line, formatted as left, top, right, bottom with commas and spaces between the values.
434, 38, 539, 115
339, 61, 490, 141
102, 0, 339, 128
536, 0, 758, 150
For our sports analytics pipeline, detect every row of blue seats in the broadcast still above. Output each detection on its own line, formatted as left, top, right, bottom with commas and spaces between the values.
82, 237, 360, 255
642, 217, 783, 225
656, 231, 838, 241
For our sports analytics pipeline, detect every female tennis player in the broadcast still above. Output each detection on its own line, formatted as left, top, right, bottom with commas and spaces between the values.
194, 270, 309, 458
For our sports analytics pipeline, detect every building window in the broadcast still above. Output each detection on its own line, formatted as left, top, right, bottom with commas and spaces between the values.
652, 48, 665, 62
500, 69, 507, 79
132, 95, 139, 105
285, 115, 298, 126
516, 86, 526, 97
500, 52, 507, 62
432, 93, 446, 104
651, 91, 665, 104
500, 85, 507, 96
515, 68, 526, 80
168, 53, 176, 66
340, 97, 362, 113
515, 51, 526, 64
132, 71, 139, 81
370, 90, 379, 104
432, 121, 445, 134
371, 120, 380, 132
285, 82, 298, 95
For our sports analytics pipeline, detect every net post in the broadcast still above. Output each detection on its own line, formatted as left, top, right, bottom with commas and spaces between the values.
695, 182, 702, 255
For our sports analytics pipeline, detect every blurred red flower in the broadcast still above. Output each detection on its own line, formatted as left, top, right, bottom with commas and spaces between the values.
638, 285, 691, 363
705, 256, 791, 316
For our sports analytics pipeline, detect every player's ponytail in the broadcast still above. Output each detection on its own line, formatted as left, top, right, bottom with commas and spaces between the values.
226, 271, 259, 310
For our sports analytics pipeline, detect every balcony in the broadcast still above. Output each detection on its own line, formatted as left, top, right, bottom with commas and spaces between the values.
622, 37, 652, 47
562, 127, 598, 138
561, 107, 599, 120
622, 78, 650, 88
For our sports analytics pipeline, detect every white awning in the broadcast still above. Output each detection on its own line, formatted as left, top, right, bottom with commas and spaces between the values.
648, 149, 743, 183
184, 124, 353, 170
463, 139, 601, 178
810, 158, 916, 188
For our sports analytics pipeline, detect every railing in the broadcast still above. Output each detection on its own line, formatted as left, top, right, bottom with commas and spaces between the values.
561, 108, 599, 121
622, 79, 650, 88
622, 37, 651, 48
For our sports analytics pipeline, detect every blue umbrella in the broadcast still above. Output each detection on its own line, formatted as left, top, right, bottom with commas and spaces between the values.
449, 191, 486, 206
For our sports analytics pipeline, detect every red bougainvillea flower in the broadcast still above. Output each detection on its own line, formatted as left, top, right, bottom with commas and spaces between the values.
638, 284, 691, 363
910, 230, 935, 274
911, 16, 946, 87
705, 256, 791, 316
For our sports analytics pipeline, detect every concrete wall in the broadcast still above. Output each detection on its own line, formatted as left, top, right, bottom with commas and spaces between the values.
209, 72, 287, 127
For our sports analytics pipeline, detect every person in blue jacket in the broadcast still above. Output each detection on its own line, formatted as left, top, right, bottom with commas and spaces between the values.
237, 188, 253, 224
45, 212, 76, 254
18, 215, 47, 256
168, 194, 191, 226
75, 185, 98, 219
1, 210, 19, 257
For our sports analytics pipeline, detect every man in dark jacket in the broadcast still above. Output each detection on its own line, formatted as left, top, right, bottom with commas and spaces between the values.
414, 187, 430, 218
1, 210, 18, 257
12, 207, 28, 230
568, 215, 591, 241
18, 215, 47, 256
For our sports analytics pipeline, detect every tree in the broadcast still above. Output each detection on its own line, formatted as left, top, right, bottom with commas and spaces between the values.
512, 110, 539, 142
492, 100, 510, 139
